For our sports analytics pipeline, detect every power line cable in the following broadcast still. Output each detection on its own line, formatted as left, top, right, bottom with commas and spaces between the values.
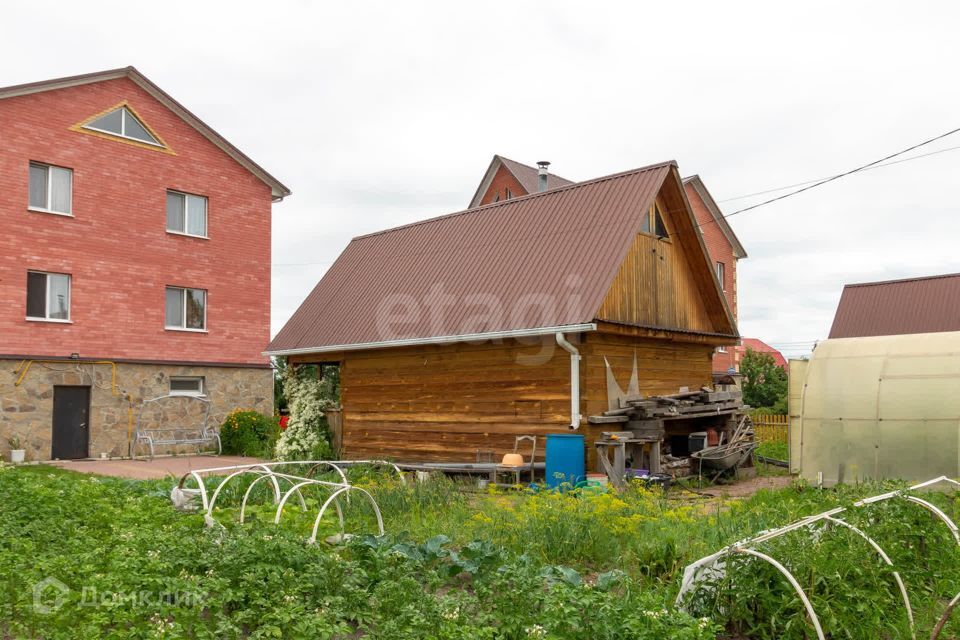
271, 125, 960, 267
718, 125, 960, 220
717, 144, 960, 203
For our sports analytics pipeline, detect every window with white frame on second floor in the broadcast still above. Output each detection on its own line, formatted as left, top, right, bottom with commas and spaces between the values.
165, 286, 206, 330
716, 261, 726, 290
29, 162, 73, 215
27, 271, 71, 321
166, 191, 208, 237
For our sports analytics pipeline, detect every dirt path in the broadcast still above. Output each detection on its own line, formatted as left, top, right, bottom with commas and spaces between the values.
699, 474, 795, 498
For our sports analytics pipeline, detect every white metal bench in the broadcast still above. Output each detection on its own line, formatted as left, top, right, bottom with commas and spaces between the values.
131, 394, 220, 460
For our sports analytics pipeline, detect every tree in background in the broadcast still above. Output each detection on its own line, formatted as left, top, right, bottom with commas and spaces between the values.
740, 348, 788, 414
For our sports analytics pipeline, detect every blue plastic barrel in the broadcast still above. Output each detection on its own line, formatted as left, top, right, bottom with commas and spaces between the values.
545, 434, 585, 488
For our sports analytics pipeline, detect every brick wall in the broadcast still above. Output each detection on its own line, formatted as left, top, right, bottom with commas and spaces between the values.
0, 77, 272, 365
477, 164, 528, 205
684, 183, 739, 373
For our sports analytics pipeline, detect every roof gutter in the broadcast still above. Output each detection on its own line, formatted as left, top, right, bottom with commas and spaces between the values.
264, 323, 597, 357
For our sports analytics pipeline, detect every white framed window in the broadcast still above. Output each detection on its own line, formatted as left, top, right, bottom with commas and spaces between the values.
28, 162, 73, 215
165, 286, 206, 331
169, 376, 205, 396
717, 346, 727, 353
716, 261, 726, 290
166, 191, 208, 237
26, 271, 71, 321
84, 106, 162, 146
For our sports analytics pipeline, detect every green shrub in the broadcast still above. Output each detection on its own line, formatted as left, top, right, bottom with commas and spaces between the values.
219, 409, 279, 458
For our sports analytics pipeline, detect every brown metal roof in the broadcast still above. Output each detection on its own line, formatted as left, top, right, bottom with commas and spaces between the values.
468, 155, 575, 208
828, 273, 960, 338
0, 66, 291, 199
269, 161, 690, 354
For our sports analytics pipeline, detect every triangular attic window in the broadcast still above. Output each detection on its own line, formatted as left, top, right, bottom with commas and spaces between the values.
641, 203, 670, 239
653, 204, 669, 238
84, 106, 161, 146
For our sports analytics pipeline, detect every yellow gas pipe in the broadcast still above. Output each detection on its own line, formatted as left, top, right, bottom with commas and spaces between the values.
13, 359, 133, 453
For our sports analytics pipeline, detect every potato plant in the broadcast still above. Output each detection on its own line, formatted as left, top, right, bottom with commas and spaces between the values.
1, 464, 959, 639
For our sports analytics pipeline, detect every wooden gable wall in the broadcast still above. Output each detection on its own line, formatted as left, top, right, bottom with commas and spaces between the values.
594, 167, 735, 336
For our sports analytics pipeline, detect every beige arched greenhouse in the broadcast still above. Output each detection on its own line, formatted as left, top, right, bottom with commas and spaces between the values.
790, 331, 960, 485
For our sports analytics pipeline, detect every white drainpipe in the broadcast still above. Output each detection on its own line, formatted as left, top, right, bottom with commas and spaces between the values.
555, 332, 582, 429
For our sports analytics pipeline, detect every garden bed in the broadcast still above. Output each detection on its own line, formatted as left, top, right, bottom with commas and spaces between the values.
1, 464, 959, 639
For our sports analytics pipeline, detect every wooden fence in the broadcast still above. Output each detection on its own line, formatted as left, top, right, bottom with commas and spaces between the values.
752, 414, 788, 444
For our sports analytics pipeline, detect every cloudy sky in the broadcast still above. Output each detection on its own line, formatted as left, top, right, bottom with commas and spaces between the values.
6, 1, 959, 359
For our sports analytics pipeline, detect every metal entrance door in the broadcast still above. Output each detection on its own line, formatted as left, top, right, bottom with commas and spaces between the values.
51, 386, 90, 459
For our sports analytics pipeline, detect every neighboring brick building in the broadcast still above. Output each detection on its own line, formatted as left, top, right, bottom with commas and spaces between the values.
469, 157, 748, 379
0, 67, 289, 461
682, 175, 748, 377
740, 338, 787, 368
468, 156, 574, 207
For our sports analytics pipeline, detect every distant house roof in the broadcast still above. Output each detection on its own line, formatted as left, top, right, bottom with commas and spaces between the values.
468, 155, 575, 207
269, 160, 736, 355
740, 338, 787, 367
828, 273, 960, 339
0, 66, 291, 199
682, 175, 747, 259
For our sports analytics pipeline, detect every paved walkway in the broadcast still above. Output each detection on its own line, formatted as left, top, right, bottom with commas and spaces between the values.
46, 455, 267, 480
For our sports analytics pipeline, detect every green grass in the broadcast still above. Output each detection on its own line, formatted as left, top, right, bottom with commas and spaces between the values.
2, 464, 960, 639
756, 440, 789, 461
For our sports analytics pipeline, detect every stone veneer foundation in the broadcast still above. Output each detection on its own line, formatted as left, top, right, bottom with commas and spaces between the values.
0, 358, 272, 461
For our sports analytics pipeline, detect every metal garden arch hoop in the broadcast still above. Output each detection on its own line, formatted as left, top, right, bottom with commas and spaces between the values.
677, 476, 960, 640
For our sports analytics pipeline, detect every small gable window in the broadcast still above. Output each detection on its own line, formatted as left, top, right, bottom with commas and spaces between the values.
84, 106, 161, 146
641, 203, 669, 239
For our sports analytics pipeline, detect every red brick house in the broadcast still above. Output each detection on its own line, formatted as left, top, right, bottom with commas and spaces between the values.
467, 155, 574, 207
740, 338, 787, 368
0, 67, 289, 461
682, 175, 748, 377
469, 157, 748, 379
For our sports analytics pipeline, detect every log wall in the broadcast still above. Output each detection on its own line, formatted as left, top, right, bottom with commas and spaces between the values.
321, 330, 713, 468
337, 338, 572, 462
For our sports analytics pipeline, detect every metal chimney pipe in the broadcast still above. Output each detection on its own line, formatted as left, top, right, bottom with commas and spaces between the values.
537, 161, 550, 192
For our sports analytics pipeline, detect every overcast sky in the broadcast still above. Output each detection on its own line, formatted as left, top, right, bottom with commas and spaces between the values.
6, 1, 960, 359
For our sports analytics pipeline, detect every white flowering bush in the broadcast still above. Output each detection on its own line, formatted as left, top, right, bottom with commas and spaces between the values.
274, 366, 336, 460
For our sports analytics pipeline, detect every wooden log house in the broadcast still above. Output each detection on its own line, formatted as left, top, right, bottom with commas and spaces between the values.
267, 161, 738, 468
